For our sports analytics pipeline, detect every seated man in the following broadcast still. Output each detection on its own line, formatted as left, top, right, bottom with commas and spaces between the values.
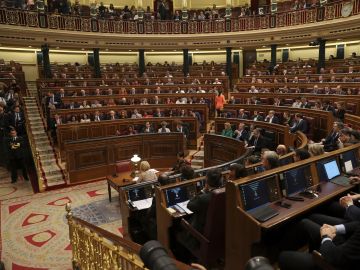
265, 110, 280, 124
146, 174, 173, 240
276, 144, 287, 157
233, 122, 249, 141
279, 218, 360, 270
177, 169, 223, 253
180, 165, 195, 181
228, 163, 248, 181
261, 151, 279, 170
246, 128, 266, 155
321, 121, 343, 152
290, 113, 308, 133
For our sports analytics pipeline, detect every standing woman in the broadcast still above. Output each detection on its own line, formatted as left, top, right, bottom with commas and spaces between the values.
215, 90, 226, 117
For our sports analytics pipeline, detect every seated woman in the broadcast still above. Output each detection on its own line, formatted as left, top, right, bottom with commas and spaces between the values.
137, 161, 158, 183
308, 144, 325, 157
80, 114, 91, 123
221, 122, 234, 137
126, 125, 138, 135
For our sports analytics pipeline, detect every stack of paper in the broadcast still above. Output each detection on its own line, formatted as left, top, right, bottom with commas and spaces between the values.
132, 198, 153, 210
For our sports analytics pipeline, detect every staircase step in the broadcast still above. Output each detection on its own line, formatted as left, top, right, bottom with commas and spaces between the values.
191, 165, 203, 170
193, 151, 204, 159
191, 159, 204, 166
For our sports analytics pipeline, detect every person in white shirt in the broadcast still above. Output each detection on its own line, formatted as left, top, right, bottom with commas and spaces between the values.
158, 121, 170, 133
213, 78, 222, 85
249, 85, 259, 93
131, 109, 142, 119
292, 98, 302, 108
79, 100, 90, 109
80, 114, 91, 123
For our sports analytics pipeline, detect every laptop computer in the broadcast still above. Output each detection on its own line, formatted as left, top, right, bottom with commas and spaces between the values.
324, 160, 351, 187
341, 150, 360, 177
240, 178, 279, 222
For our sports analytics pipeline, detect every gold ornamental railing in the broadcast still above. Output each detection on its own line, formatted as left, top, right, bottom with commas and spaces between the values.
66, 203, 147, 270
0, 0, 359, 34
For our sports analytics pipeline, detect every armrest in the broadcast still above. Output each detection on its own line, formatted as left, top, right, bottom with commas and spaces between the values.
180, 218, 210, 245
312, 250, 336, 270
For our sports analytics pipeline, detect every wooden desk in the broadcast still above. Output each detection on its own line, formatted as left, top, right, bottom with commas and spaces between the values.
64, 133, 185, 184
106, 173, 135, 202
225, 144, 360, 270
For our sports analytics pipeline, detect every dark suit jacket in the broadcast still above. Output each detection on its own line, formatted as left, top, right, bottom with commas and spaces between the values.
323, 131, 340, 152
301, 103, 311, 109
253, 115, 264, 121
142, 127, 155, 133
248, 135, 266, 153
238, 114, 248, 120
346, 205, 360, 222
290, 119, 308, 133
187, 191, 212, 234
176, 126, 189, 138
0, 112, 9, 135
266, 116, 280, 124
320, 222, 360, 269
6, 136, 25, 159
233, 129, 249, 141
10, 111, 25, 128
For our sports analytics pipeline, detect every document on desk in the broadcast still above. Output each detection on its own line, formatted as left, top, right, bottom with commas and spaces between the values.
132, 198, 153, 210
177, 200, 193, 214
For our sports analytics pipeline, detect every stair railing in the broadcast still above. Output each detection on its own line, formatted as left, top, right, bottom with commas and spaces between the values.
23, 99, 46, 192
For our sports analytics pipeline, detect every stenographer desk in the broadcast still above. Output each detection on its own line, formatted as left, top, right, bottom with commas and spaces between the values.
225, 143, 360, 270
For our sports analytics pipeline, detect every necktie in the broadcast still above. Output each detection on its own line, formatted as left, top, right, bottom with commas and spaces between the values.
254, 137, 258, 146
162, 127, 166, 133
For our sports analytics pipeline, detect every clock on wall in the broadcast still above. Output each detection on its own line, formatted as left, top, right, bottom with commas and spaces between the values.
341, 1, 354, 17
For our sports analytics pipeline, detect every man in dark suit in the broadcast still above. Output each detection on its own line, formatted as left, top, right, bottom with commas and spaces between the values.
10, 106, 25, 135
265, 110, 280, 124
246, 128, 266, 154
176, 121, 189, 139
146, 174, 173, 240
323, 101, 335, 113
300, 97, 311, 109
153, 108, 163, 117
252, 111, 264, 122
321, 121, 343, 152
92, 110, 104, 122
178, 168, 223, 252
233, 122, 249, 141
279, 219, 360, 270
290, 113, 308, 133
237, 109, 248, 120
6, 129, 28, 183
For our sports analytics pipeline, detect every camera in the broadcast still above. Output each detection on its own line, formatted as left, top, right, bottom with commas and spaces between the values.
245, 256, 274, 270
140, 240, 179, 270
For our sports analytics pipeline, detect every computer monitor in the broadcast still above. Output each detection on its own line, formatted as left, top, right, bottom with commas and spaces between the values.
127, 185, 154, 202
239, 178, 271, 211
165, 186, 191, 207
324, 160, 341, 180
128, 188, 147, 202
341, 150, 358, 173
282, 165, 310, 195
316, 158, 339, 182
